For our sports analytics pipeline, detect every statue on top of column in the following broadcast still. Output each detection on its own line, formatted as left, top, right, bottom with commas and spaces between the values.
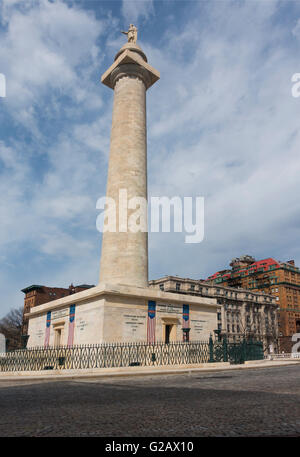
121, 24, 138, 43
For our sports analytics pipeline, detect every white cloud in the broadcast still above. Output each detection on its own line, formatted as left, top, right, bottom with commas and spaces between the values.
145, 0, 300, 279
0, 0, 111, 317
1, 0, 300, 319
0, 0, 105, 131
121, 0, 154, 25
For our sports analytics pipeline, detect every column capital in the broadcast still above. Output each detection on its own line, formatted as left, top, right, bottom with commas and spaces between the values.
101, 49, 160, 91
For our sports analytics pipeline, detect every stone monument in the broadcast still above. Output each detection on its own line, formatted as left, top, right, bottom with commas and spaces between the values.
26, 26, 218, 347
0, 333, 6, 354
100, 25, 159, 288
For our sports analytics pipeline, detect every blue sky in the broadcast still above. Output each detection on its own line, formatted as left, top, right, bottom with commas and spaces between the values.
1, 0, 300, 318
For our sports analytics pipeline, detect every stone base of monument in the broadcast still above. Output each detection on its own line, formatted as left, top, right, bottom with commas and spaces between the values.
0, 333, 6, 355
26, 284, 218, 347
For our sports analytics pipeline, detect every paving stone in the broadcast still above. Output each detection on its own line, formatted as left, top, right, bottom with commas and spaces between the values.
0, 365, 299, 436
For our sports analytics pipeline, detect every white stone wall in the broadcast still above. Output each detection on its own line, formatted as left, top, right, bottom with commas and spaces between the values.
26, 285, 218, 347
27, 298, 106, 347
103, 296, 147, 342
28, 297, 217, 347
27, 313, 48, 347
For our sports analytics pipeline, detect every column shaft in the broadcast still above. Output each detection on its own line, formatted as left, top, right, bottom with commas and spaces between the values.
99, 73, 148, 287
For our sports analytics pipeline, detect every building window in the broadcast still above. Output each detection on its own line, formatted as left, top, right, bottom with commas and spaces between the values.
159, 284, 164, 291
176, 283, 180, 291
217, 312, 221, 321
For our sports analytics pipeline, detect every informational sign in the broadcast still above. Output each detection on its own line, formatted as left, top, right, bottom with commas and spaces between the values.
76, 317, 88, 332
191, 319, 208, 335
157, 303, 181, 314
123, 314, 145, 338
52, 309, 69, 321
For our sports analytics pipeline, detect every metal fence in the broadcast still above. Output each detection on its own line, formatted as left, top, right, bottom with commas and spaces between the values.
0, 338, 264, 372
210, 338, 264, 365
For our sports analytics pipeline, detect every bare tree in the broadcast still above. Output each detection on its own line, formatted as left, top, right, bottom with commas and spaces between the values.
235, 310, 278, 353
0, 307, 23, 350
235, 311, 257, 342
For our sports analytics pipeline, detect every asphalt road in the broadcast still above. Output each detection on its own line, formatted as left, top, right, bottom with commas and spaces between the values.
0, 365, 300, 437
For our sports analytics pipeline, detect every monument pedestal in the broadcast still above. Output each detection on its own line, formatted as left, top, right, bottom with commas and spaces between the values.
27, 284, 218, 347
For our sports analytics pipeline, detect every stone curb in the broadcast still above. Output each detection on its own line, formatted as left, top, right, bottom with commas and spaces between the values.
0, 359, 299, 383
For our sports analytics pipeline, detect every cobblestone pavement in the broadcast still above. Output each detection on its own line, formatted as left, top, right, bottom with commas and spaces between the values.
0, 365, 300, 437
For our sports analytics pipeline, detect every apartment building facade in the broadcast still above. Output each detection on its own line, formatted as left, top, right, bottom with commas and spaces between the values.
149, 276, 277, 352
207, 255, 300, 351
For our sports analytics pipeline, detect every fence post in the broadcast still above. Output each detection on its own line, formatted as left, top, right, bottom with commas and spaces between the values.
209, 335, 214, 363
222, 335, 228, 362
242, 338, 246, 363
259, 341, 264, 360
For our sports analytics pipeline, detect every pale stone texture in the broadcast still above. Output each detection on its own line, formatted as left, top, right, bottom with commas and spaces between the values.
100, 75, 148, 288
99, 44, 159, 288
27, 284, 218, 347
0, 333, 5, 354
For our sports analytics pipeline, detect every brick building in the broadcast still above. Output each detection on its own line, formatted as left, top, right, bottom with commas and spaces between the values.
21, 284, 94, 336
206, 255, 300, 352
149, 276, 277, 352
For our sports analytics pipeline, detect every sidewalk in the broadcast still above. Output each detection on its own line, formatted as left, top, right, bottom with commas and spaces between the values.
0, 358, 299, 383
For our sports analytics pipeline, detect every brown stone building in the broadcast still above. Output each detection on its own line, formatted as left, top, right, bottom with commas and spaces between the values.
21, 284, 94, 336
206, 255, 300, 352
149, 276, 277, 352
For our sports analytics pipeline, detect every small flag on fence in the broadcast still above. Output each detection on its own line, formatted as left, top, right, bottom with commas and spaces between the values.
182, 304, 190, 341
44, 311, 51, 347
67, 304, 76, 347
147, 301, 156, 343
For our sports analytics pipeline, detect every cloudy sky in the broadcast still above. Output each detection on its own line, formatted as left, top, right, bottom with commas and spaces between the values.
1, 0, 300, 318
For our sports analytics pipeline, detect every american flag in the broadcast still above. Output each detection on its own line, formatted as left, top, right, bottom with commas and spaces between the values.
44, 311, 51, 347
67, 304, 76, 347
182, 304, 190, 341
147, 301, 156, 343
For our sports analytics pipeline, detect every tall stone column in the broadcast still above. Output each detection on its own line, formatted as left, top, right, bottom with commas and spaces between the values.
99, 40, 159, 288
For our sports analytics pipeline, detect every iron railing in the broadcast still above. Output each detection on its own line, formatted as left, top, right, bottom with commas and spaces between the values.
0, 338, 264, 372
210, 338, 264, 364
